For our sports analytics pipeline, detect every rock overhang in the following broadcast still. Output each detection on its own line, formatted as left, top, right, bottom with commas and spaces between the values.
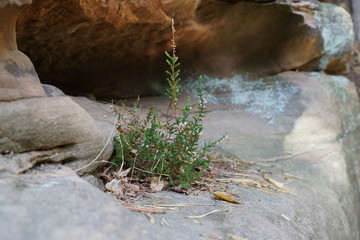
14, 0, 354, 98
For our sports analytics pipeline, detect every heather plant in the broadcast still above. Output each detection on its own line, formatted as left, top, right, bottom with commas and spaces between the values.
112, 19, 225, 187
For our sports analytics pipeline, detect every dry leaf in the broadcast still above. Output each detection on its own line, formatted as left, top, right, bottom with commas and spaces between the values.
213, 192, 239, 204
227, 234, 247, 240
150, 178, 165, 192
187, 209, 220, 219
105, 179, 124, 196
125, 183, 140, 192
201, 233, 223, 239
116, 167, 131, 178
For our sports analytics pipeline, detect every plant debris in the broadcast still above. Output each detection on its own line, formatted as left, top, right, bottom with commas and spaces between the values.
105, 179, 125, 197
212, 192, 240, 204
201, 233, 223, 239
150, 177, 165, 192
123, 203, 165, 214
145, 213, 155, 224
187, 209, 220, 219
227, 234, 248, 240
161, 217, 170, 226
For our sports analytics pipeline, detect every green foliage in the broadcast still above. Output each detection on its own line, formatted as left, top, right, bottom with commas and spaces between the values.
112, 28, 225, 187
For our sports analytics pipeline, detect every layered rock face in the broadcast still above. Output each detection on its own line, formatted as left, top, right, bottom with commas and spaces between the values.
16, 0, 354, 98
0, 1, 112, 174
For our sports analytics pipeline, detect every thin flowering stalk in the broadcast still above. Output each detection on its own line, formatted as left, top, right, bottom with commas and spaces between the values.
171, 18, 176, 58
166, 18, 181, 119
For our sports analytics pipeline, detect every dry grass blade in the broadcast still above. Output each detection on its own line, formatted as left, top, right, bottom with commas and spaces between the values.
161, 217, 170, 226
187, 209, 220, 219
201, 233, 223, 239
146, 213, 155, 224
192, 219, 202, 224
227, 233, 248, 240
143, 205, 178, 211
261, 174, 298, 196
123, 203, 165, 214
150, 204, 193, 207
284, 172, 305, 180
204, 175, 298, 196
262, 174, 285, 188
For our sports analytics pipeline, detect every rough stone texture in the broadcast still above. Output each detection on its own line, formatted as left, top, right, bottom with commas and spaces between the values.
42, 84, 65, 97
320, 0, 351, 10
351, 0, 360, 42
71, 96, 117, 143
301, 3, 354, 74
0, 96, 113, 174
0, 0, 31, 8
1, 72, 359, 239
0, 4, 45, 101
202, 72, 360, 239
137, 71, 360, 239
0, 166, 165, 240
16, 0, 353, 98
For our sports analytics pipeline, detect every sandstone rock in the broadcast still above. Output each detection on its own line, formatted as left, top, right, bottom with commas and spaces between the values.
198, 71, 360, 239
1, 72, 359, 240
0, 96, 113, 174
300, 3, 354, 74
16, 0, 354, 98
0, 4, 45, 101
42, 84, 65, 97
71, 96, 117, 142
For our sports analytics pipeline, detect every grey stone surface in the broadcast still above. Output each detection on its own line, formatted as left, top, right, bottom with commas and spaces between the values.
0, 166, 162, 240
198, 71, 360, 239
